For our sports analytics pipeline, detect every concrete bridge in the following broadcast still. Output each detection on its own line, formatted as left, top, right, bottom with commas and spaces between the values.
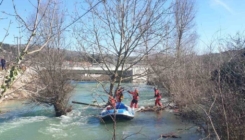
64, 64, 148, 83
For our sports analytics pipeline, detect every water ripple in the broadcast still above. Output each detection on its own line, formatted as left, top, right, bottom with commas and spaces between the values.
0, 116, 47, 134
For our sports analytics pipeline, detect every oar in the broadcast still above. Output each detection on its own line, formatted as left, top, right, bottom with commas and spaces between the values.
72, 101, 104, 107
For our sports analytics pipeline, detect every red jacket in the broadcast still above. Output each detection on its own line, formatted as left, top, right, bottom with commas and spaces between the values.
154, 89, 161, 100
128, 90, 139, 100
116, 89, 124, 102
109, 96, 116, 107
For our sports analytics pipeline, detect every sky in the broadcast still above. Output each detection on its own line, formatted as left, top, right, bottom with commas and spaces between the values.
1, 0, 245, 54
196, 0, 245, 53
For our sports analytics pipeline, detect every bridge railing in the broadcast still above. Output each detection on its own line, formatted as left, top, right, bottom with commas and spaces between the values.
63, 64, 148, 83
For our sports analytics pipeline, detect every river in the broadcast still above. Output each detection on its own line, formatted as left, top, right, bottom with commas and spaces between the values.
0, 82, 203, 140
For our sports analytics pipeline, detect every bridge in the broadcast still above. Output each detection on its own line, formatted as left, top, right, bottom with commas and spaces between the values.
63, 64, 148, 83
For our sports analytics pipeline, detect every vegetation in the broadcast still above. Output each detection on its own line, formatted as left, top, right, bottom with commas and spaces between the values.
150, 33, 245, 139
147, 1, 245, 139
1, 0, 245, 139
29, 47, 74, 117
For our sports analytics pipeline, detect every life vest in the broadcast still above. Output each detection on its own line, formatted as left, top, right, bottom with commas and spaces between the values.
128, 89, 139, 100
116, 92, 123, 102
133, 93, 139, 100
116, 89, 124, 102
109, 96, 116, 106
154, 89, 159, 97
132, 91, 139, 100
119, 93, 124, 100
155, 90, 161, 100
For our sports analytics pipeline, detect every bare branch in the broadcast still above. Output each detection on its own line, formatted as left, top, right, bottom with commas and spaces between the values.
0, 21, 11, 49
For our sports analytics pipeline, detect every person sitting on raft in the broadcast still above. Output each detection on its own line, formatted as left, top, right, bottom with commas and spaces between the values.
116, 87, 124, 103
106, 95, 116, 110
127, 89, 139, 108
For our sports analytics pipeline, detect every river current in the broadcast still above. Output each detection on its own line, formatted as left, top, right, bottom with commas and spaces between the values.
0, 82, 202, 140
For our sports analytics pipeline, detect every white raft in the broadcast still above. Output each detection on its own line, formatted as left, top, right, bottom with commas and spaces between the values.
99, 102, 135, 121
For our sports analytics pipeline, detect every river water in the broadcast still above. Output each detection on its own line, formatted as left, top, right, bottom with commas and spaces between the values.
0, 82, 202, 140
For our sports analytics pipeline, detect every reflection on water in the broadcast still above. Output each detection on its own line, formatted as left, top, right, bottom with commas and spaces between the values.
0, 82, 202, 140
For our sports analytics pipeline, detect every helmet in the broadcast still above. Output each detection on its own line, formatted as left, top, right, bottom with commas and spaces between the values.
135, 89, 138, 93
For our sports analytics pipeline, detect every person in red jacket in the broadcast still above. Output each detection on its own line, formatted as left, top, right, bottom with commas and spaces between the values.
106, 95, 116, 110
115, 87, 124, 103
154, 87, 163, 107
127, 88, 139, 108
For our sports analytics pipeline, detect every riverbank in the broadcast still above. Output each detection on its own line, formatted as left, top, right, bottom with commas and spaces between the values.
0, 67, 32, 102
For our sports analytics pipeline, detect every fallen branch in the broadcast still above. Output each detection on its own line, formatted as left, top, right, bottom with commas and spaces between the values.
72, 101, 103, 107
160, 133, 181, 138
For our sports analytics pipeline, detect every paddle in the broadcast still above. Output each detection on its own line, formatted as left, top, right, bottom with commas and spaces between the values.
72, 101, 104, 107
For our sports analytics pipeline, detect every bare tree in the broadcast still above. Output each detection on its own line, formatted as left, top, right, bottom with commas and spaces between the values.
0, 0, 105, 103
151, 33, 245, 139
0, 0, 13, 65
148, 0, 197, 97
0, 22, 11, 50
74, 0, 171, 96
173, 0, 197, 59
24, 0, 75, 117
0, 0, 57, 101
29, 47, 74, 117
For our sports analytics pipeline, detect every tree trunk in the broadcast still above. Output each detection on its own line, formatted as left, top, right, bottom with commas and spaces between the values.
109, 73, 117, 96
54, 101, 66, 117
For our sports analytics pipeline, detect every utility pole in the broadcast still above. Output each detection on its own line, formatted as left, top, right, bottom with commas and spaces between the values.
14, 37, 19, 57
19, 36, 22, 55
17, 37, 19, 56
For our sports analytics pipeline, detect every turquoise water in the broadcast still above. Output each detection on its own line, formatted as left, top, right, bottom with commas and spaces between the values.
0, 82, 202, 140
